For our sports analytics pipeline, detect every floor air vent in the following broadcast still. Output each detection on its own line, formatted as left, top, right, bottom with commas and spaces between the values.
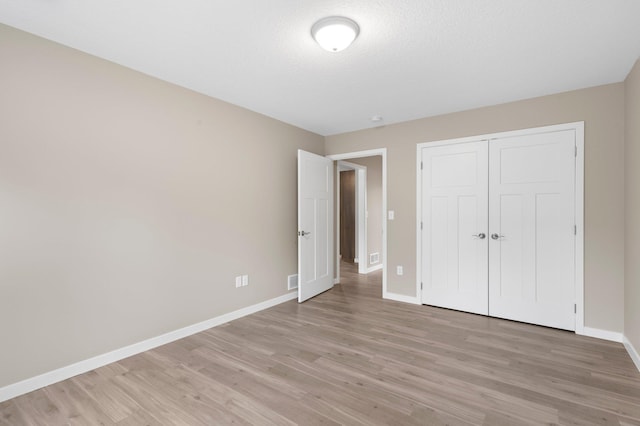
287, 274, 298, 290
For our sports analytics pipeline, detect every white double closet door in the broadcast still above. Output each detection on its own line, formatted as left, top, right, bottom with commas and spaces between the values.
420, 127, 577, 330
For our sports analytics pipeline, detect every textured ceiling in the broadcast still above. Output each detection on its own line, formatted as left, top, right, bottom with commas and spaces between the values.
1, 0, 640, 135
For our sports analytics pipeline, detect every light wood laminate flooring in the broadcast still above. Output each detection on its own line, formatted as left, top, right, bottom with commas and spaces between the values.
2, 262, 640, 425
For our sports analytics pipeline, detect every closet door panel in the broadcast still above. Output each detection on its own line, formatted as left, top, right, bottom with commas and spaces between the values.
488, 130, 576, 330
421, 141, 489, 315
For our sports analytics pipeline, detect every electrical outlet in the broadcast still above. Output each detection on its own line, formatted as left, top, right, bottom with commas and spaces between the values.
388, 210, 395, 220
235, 276, 242, 288
242, 275, 249, 287
396, 265, 403, 276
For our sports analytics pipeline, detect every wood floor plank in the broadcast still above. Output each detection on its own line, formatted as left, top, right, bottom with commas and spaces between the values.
2, 261, 640, 425
43, 379, 117, 426
0, 400, 27, 426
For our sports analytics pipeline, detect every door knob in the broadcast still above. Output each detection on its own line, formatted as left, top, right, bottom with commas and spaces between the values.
472, 233, 486, 239
298, 230, 311, 236
491, 233, 503, 240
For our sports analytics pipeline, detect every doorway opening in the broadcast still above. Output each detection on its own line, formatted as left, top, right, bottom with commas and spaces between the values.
328, 149, 387, 297
338, 161, 366, 274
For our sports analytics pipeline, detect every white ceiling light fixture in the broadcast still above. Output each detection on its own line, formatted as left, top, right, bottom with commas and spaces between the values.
311, 16, 360, 52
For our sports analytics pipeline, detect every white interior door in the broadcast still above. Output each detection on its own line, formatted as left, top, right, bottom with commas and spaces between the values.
488, 130, 576, 330
298, 150, 334, 302
420, 141, 489, 315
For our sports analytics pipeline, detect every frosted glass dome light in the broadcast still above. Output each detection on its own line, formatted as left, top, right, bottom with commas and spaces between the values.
311, 16, 360, 52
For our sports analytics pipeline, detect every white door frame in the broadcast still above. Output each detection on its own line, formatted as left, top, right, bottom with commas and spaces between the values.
337, 161, 368, 274
416, 122, 585, 334
327, 149, 388, 298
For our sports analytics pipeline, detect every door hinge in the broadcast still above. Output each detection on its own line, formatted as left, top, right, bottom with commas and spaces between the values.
574, 304, 577, 314
575, 146, 578, 157
420, 161, 423, 170
421, 282, 423, 290
421, 221, 423, 230
574, 225, 577, 235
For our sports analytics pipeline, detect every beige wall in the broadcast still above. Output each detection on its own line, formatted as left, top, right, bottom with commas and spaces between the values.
625, 58, 640, 351
0, 24, 324, 388
349, 156, 383, 270
326, 84, 626, 333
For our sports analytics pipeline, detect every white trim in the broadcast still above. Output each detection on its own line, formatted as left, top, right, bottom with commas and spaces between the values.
416, 122, 585, 331
623, 336, 640, 372
357, 167, 367, 274
416, 122, 585, 149
415, 143, 423, 303
366, 263, 383, 274
0, 292, 297, 403
327, 149, 387, 298
334, 165, 341, 284
578, 326, 623, 343
384, 292, 420, 305
574, 122, 585, 334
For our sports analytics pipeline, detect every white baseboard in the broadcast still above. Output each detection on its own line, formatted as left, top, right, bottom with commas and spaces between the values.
383, 291, 420, 305
624, 336, 640, 372
579, 326, 623, 343
0, 291, 297, 403
366, 264, 383, 274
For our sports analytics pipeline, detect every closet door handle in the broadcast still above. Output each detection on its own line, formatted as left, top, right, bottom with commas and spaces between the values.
491, 233, 504, 240
472, 233, 486, 239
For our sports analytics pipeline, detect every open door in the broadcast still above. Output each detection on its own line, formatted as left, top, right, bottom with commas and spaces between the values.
298, 150, 334, 302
